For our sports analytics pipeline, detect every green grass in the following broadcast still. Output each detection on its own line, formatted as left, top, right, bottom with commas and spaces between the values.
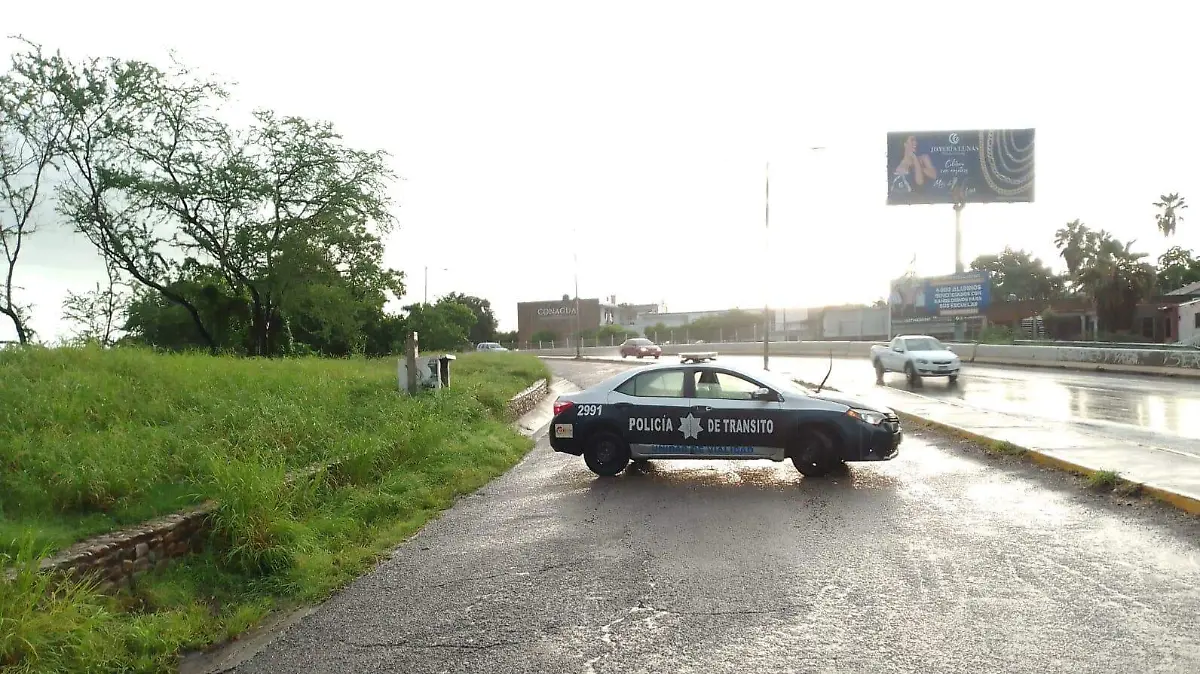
1086, 469, 1121, 491
990, 440, 1027, 457
0, 346, 549, 673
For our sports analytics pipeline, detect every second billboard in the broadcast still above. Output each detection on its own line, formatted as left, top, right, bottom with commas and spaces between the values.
887, 129, 1035, 205
890, 271, 991, 324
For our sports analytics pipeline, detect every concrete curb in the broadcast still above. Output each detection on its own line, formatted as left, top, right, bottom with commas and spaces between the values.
892, 412, 1200, 517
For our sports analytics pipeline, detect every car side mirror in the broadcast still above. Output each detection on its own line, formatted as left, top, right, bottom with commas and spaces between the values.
892, 346, 903, 353
751, 387, 777, 402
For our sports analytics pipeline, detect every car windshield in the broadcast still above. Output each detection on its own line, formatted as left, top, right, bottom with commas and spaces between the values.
726, 366, 812, 397
904, 337, 944, 352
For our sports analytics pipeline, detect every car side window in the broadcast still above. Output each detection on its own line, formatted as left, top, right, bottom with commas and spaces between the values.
615, 370, 686, 398
891, 337, 904, 351
692, 370, 764, 401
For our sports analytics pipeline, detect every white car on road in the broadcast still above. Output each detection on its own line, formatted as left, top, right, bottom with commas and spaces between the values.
870, 334, 961, 386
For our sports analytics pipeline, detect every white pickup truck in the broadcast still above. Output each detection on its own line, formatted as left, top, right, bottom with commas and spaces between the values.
870, 334, 961, 385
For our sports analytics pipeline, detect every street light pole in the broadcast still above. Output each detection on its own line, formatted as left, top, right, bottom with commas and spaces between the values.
763, 161, 771, 370
424, 266, 449, 306
571, 225, 583, 359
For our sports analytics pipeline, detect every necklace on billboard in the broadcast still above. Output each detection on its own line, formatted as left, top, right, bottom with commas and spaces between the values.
979, 130, 1034, 196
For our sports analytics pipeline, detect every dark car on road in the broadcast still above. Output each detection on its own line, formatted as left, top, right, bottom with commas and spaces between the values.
619, 338, 662, 359
549, 361, 901, 477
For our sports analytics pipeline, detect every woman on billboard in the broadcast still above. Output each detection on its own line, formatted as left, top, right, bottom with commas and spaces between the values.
892, 135, 937, 194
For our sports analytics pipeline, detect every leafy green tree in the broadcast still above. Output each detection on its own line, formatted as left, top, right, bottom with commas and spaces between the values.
594, 324, 639, 343
11, 45, 224, 351
12, 42, 399, 356
530, 329, 559, 344
969, 247, 1065, 303
404, 300, 475, 352
1156, 246, 1200, 293
441, 292, 498, 344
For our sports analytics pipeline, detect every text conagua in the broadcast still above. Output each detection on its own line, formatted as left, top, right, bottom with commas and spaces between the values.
537, 306, 578, 317
630, 417, 674, 432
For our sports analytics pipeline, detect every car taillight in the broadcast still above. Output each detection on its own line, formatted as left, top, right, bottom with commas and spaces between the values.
553, 399, 574, 416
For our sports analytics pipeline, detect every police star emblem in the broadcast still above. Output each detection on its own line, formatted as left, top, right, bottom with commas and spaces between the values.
679, 413, 703, 440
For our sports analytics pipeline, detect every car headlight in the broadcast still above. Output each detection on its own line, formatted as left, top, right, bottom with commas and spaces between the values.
916, 359, 929, 365
847, 409, 886, 425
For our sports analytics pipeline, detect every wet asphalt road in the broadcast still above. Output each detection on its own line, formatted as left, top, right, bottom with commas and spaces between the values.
603, 351, 1200, 442
232, 360, 1200, 674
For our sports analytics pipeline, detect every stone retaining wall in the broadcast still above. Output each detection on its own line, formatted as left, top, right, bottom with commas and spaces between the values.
507, 379, 549, 417
8, 503, 215, 591
7, 378, 552, 593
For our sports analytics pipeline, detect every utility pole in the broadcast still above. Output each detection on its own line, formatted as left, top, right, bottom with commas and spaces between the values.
574, 249, 582, 359
763, 161, 771, 370
424, 266, 449, 306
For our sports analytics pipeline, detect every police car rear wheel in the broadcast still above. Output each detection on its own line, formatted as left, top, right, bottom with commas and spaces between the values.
584, 432, 630, 477
791, 427, 841, 478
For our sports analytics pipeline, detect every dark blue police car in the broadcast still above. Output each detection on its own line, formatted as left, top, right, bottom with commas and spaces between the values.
549, 362, 901, 477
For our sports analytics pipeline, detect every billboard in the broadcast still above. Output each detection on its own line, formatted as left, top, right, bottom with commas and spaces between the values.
890, 271, 991, 324
887, 129, 1035, 205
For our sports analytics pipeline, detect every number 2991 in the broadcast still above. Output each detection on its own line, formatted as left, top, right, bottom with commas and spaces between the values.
577, 404, 603, 417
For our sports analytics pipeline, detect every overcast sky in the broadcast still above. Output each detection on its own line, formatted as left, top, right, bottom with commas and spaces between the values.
4, 0, 1199, 339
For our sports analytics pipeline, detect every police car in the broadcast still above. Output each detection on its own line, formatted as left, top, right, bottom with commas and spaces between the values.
549, 362, 901, 477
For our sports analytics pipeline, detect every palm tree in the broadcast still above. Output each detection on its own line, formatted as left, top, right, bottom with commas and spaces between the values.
1154, 193, 1188, 237
1056, 221, 1154, 335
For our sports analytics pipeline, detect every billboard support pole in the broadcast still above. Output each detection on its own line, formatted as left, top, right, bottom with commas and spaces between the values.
953, 190, 967, 342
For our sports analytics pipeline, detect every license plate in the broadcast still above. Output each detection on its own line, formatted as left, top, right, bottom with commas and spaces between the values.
554, 423, 573, 439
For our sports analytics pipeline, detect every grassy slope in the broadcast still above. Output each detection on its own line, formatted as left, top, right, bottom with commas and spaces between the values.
0, 347, 549, 673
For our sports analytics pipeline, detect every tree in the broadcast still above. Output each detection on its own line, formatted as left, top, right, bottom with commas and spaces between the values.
1054, 220, 1154, 333
120, 107, 398, 357
1156, 246, 1200, 293
530, 329, 559, 344
12, 45, 226, 352
12, 42, 401, 357
61, 261, 128, 346
969, 247, 1064, 303
0, 39, 66, 344
401, 300, 474, 352
441, 292, 497, 344
1154, 193, 1187, 237
594, 323, 638, 343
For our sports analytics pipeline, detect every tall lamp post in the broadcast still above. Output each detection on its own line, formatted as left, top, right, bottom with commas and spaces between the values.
574, 251, 582, 359
763, 162, 771, 369
424, 265, 449, 305
763, 147, 825, 371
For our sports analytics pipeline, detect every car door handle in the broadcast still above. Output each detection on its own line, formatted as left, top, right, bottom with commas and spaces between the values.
692, 405, 712, 412
613, 402, 631, 409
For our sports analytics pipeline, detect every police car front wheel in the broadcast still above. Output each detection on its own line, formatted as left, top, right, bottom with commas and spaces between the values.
791, 427, 843, 478
584, 431, 631, 477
